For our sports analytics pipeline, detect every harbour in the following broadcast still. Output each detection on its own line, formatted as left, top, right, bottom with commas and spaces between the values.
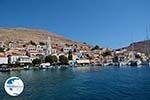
0, 66, 150, 100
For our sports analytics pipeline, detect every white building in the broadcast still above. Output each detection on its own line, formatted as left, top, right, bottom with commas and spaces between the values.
0, 41, 4, 47
51, 49, 57, 54
0, 57, 8, 64
76, 59, 90, 65
63, 47, 74, 53
10, 56, 32, 64
17, 56, 32, 65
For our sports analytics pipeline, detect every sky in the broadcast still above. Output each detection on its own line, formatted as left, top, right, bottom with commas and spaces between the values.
0, 0, 150, 48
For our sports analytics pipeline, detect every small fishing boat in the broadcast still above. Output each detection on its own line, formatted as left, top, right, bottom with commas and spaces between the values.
24, 65, 30, 70
129, 60, 138, 66
142, 60, 150, 66
0, 65, 10, 72
39, 63, 50, 69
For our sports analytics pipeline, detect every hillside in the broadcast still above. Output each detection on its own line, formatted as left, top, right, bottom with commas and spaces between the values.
122, 40, 150, 55
0, 28, 88, 47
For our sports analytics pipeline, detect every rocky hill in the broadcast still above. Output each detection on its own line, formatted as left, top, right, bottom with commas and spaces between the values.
122, 40, 150, 55
0, 28, 88, 47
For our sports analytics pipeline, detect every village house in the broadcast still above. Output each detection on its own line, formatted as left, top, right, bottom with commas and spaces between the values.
113, 49, 128, 63
0, 57, 8, 64
76, 59, 90, 65
51, 49, 57, 54
16, 56, 32, 65
26, 45, 46, 57
0, 41, 4, 48
0, 52, 8, 64
9, 55, 31, 65
63, 46, 74, 53
5, 48, 27, 57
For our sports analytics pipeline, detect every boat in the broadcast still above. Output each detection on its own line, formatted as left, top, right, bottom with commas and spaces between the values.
143, 26, 150, 66
129, 60, 138, 66
142, 59, 150, 66
128, 59, 143, 67
114, 61, 127, 67
24, 65, 30, 70
128, 34, 139, 67
0, 65, 10, 72
136, 59, 142, 65
103, 63, 110, 66
39, 63, 50, 69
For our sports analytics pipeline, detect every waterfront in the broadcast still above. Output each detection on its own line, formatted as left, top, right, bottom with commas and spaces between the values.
0, 66, 150, 100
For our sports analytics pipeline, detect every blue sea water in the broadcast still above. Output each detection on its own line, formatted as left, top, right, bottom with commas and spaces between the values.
0, 66, 150, 100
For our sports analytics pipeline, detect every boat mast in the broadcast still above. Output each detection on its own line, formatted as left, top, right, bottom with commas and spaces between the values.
131, 33, 134, 52
131, 33, 135, 60
147, 25, 150, 58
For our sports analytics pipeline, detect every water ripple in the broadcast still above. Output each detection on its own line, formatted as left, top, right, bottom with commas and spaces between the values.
0, 66, 150, 100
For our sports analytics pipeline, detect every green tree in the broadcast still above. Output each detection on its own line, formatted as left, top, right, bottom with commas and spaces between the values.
39, 42, 45, 45
61, 48, 63, 52
59, 55, 68, 65
91, 45, 100, 50
102, 50, 112, 57
32, 58, 42, 65
83, 42, 87, 44
68, 50, 73, 60
0, 47, 4, 52
7, 55, 11, 64
73, 48, 77, 52
29, 40, 36, 46
45, 55, 57, 64
86, 54, 92, 60
68, 55, 73, 60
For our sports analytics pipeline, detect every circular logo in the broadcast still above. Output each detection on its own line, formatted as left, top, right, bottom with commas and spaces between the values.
4, 76, 24, 96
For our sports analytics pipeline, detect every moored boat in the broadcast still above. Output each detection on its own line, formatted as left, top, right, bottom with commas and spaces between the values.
0, 64, 10, 72
39, 63, 50, 69
24, 65, 30, 70
129, 60, 138, 66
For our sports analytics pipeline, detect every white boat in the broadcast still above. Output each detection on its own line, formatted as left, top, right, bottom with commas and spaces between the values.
103, 63, 109, 66
39, 63, 50, 69
128, 59, 142, 67
119, 61, 127, 66
136, 59, 142, 65
24, 65, 30, 70
142, 60, 150, 66
128, 60, 137, 66
0, 65, 10, 72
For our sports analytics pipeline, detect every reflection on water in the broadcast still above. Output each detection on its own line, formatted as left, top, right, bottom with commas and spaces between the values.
0, 66, 150, 100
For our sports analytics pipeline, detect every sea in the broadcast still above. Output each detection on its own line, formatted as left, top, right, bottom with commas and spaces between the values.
0, 66, 150, 100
